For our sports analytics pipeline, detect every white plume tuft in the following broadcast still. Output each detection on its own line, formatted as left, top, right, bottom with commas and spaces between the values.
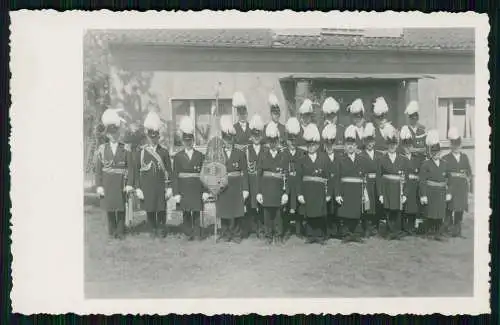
268, 93, 279, 107
321, 123, 337, 140
249, 114, 264, 131
344, 124, 357, 139
381, 123, 397, 140
220, 115, 236, 134
179, 116, 194, 134
101, 108, 121, 126
298, 99, 313, 114
265, 121, 280, 138
302, 123, 320, 142
143, 111, 162, 131
426, 129, 440, 146
285, 117, 301, 134
405, 101, 419, 115
363, 122, 375, 138
373, 97, 389, 116
399, 125, 413, 140
322, 97, 340, 114
349, 98, 365, 114
232, 91, 247, 107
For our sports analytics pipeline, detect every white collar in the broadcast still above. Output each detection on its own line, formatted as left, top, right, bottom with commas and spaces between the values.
309, 152, 317, 160
185, 147, 193, 155
348, 153, 356, 160
239, 121, 247, 128
328, 152, 335, 160
289, 148, 296, 155
433, 158, 440, 165
253, 143, 261, 150
270, 149, 278, 157
453, 152, 461, 158
366, 149, 374, 157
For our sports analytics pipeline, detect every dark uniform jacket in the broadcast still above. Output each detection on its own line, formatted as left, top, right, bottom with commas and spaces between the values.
377, 153, 410, 211
419, 158, 449, 220
234, 121, 251, 150
282, 147, 306, 212
325, 152, 341, 215
172, 149, 205, 212
134, 144, 173, 212
95, 142, 133, 212
246, 144, 266, 209
336, 153, 369, 219
443, 152, 472, 212
405, 123, 427, 158
400, 152, 425, 214
257, 149, 289, 208
296, 152, 331, 218
216, 148, 249, 219
374, 126, 388, 153
360, 150, 384, 215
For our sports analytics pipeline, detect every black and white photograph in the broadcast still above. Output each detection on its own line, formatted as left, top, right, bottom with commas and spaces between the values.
10, 11, 490, 315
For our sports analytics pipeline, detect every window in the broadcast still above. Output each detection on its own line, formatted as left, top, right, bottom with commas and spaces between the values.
171, 99, 233, 148
437, 97, 474, 140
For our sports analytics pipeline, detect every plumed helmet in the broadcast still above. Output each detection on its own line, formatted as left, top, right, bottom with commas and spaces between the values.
363, 122, 376, 139
299, 98, 314, 114
322, 97, 340, 114
373, 97, 389, 116
321, 123, 337, 141
302, 123, 320, 142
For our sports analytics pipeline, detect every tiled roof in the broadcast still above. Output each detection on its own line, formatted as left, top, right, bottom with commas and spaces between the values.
100, 28, 474, 52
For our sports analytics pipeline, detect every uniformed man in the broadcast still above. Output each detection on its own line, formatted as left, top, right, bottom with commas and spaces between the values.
282, 117, 307, 238
295, 99, 315, 151
217, 115, 250, 243
265, 93, 287, 149
297, 124, 331, 244
232, 91, 251, 151
372, 96, 391, 154
321, 123, 341, 239
320, 97, 345, 155
419, 130, 452, 241
95, 108, 134, 239
172, 116, 209, 241
444, 126, 472, 238
256, 122, 289, 244
404, 101, 427, 158
335, 125, 370, 243
347, 98, 366, 151
360, 122, 384, 237
133, 111, 173, 238
377, 124, 409, 240
399, 125, 425, 235
246, 114, 266, 238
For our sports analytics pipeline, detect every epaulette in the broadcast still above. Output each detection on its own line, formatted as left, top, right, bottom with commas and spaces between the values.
123, 143, 132, 152
159, 144, 169, 151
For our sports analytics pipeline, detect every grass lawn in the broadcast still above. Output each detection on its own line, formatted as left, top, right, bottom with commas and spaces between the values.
84, 205, 474, 298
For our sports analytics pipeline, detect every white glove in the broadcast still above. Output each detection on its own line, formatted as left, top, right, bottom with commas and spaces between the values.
281, 194, 289, 205
326, 196, 331, 202
135, 188, 144, 200
364, 194, 370, 205
166, 188, 173, 199
379, 195, 384, 204
298, 195, 305, 204
290, 209, 295, 214
401, 195, 407, 204
243, 190, 249, 200
446, 193, 452, 201
335, 196, 343, 205
256, 193, 264, 204
202, 192, 210, 202
124, 185, 134, 193
420, 196, 428, 205
96, 186, 105, 197
174, 195, 181, 204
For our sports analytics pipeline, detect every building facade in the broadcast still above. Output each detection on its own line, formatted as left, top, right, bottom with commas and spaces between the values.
103, 28, 475, 168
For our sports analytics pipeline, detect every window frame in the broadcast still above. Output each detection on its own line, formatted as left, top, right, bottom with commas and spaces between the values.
436, 96, 475, 148
169, 98, 236, 154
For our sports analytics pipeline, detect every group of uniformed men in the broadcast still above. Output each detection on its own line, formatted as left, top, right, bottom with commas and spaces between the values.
95, 90, 472, 244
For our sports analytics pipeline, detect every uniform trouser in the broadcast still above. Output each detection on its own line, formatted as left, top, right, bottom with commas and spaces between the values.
182, 211, 201, 239
107, 211, 125, 238
448, 210, 464, 236
285, 211, 303, 236
362, 213, 377, 236
305, 216, 327, 242
246, 207, 263, 237
220, 217, 243, 240
402, 213, 417, 233
263, 207, 284, 240
147, 211, 166, 236
425, 218, 444, 236
341, 217, 360, 236
386, 210, 402, 236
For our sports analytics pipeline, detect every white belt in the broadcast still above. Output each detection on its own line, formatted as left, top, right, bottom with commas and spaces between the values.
382, 174, 403, 181
227, 171, 243, 177
303, 176, 328, 184
366, 173, 377, 179
341, 177, 363, 183
177, 172, 200, 178
408, 174, 419, 180
263, 171, 283, 179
